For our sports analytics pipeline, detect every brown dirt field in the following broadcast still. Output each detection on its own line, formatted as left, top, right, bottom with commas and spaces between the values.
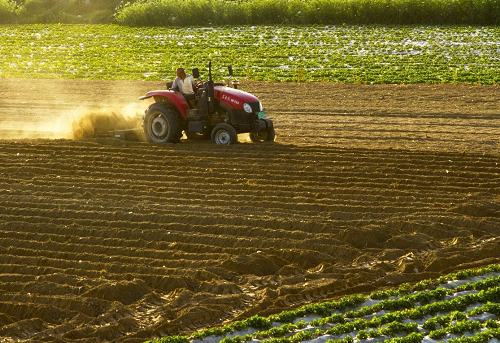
0, 79, 500, 343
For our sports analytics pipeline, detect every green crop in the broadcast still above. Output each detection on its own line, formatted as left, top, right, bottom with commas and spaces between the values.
145, 265, 500, 343
1, 24, 500, 84
182, 292, 500, 343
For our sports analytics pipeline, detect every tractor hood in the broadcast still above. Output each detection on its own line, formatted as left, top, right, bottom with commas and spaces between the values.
215, 86, 260, 110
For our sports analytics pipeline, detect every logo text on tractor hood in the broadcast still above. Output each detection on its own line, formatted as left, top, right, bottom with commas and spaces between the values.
221, 94, 240, 105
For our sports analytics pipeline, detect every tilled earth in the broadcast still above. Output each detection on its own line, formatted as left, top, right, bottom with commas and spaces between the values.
0, 79, 499, 343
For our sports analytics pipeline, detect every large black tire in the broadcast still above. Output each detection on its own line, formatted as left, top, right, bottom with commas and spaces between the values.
143, 103, 182, 143
249, 128, 276, 143
211, 123, 238, 145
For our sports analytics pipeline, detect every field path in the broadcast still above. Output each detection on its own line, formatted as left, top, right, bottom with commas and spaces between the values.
0, 79, 499, 343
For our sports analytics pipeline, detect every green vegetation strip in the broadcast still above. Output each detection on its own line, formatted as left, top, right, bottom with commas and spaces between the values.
1, 24, 500, 84
115, 0, 500, 26
144, 264, 500, 343
2, 0, 500, 25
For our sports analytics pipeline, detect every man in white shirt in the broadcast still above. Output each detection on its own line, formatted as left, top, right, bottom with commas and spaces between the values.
172, 68, 197, 107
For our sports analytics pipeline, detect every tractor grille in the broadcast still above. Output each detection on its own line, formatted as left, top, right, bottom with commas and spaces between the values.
248, 101, 261, 113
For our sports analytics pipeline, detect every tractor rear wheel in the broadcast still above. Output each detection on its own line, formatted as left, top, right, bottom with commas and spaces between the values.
249, 128, 275, 143
211, 123, 238, 145
143, 104, 182, 143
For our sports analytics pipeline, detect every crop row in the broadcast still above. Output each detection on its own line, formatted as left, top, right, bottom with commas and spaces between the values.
1, 24, 500, 83
151, 301, 500, 343
187, 287, 500, 342
145, 265, 500, 343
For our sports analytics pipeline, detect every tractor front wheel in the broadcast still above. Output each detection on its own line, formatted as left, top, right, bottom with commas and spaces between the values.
249, 128, 275, 143
143, 104, 182, 143
211, 124, 238, 145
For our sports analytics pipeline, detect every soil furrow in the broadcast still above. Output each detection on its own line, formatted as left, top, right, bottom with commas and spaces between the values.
1, 80, 499, 343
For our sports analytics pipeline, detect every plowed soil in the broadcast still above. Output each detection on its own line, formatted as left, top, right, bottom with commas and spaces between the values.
1, 79, 500, 343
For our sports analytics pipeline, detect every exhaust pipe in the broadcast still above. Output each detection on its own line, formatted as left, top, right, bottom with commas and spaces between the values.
207, 61, 215, 113
208, 61, 212, 82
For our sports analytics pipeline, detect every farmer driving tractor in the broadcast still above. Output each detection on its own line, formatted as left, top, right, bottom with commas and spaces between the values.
172, 67, 197, 107
140, 62, 275, 145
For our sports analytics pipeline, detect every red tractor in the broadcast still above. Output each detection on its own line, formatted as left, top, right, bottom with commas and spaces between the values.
139, 63, 275, 145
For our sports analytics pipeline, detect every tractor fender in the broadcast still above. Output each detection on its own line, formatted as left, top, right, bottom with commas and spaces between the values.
139, 90, 189, 118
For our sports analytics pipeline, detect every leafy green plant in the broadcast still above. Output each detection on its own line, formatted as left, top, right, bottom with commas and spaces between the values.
380, 322, 419, 337
449, 320, 482, 335
147, 336, 190, 343
383, 332, 423, 343
245, 315, 272, 329
485, 319, 500, 329
325, 336, 354, 343
447, 328, 500, 343
423, 311, 468, 330
356, 330, 368, 340
254, 322, 306, 339
413, 278, 433, 291
370, 289, 399, 300
367, 328, 381, 338
455, 276, 500, 292
220, 335, 253, 343
429, 328, 447, 340
309, 313, 345, 327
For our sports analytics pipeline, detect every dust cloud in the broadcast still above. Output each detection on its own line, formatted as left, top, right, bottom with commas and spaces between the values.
0, 103, 145, 140
71, 106, 143, 140
0, 78, 157, 141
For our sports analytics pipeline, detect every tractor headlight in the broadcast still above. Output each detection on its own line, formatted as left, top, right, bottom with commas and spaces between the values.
259, 101, 263, 112
243, 103, 253, 114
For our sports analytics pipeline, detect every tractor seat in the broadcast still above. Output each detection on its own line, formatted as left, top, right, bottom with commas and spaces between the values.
183, 93, 197, 108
